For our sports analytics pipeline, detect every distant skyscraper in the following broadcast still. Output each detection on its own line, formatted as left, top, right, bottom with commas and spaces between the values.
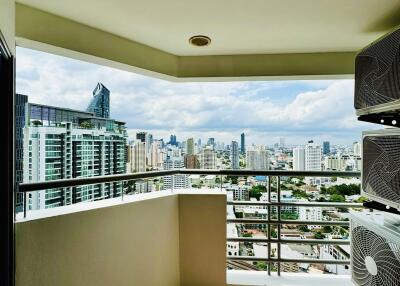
184, 154, 199, 169
136, 131, 152, 165
207, 137, 215, 148
86, 82, 110, 118
186, 138, 195, 155
293, 147, 305, 170
151, 140, 163, 169
136, 132, 147, 143
231, 141, 239, 169
200, 146, 216, 169
353, 141, 361, 156
323, 141, 330, 155
305, 141, 322, 171
279, 137, 285, 149
246, 145, 268, 170
131, 141, 146, 172
240, 133, 245, 154
169, 134, 177, 146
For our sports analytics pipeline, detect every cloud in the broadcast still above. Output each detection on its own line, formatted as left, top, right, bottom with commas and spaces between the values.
16, 47, 372, 145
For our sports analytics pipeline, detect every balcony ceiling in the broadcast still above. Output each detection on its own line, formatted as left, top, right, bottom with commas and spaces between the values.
15, 0, 400, 79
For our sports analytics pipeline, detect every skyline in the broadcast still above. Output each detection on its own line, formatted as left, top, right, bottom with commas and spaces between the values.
16, 47, 375, 145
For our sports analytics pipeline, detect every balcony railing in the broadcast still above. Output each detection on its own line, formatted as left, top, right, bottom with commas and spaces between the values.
17, 169, 362, 277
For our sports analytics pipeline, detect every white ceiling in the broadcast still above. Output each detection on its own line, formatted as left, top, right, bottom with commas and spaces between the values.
17, 0, 400, 56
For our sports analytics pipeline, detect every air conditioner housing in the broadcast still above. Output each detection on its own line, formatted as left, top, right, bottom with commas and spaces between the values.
350, 211, 400, 286
355, 27, 400, 126
362, 128, 400, 210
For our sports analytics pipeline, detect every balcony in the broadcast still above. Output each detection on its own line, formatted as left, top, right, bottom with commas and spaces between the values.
16, 170, 361, 286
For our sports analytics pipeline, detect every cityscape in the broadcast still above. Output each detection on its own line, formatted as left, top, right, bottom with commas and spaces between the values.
17, 82, 363, 274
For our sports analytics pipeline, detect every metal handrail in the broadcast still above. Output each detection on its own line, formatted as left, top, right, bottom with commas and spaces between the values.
227, 218, 351, 226
17, 169, 360, 192
227, 256, 350, 265
227, 237, 350, 245
227, 201, 362, 207
18, 169, 361, 273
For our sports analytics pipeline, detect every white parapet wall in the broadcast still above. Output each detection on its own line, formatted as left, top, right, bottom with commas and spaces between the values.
15, 190, 227, 286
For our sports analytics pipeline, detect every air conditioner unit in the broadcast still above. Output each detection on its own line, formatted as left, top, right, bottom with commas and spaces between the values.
350, 211, 400, 286
362, 129, 400, 210
354, 27, 400, 126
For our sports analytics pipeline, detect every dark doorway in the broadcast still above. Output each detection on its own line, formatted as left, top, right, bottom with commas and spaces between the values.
0, 32, 15, 286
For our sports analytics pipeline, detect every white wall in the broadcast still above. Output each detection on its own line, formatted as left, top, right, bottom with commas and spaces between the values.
16, 191, 227, 286
0, 0, 15, 55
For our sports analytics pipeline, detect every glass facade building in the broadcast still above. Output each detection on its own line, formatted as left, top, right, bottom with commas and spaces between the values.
86, 82, 110, 119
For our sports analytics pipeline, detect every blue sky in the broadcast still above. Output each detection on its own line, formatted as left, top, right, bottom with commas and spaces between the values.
16, 47, 374, 146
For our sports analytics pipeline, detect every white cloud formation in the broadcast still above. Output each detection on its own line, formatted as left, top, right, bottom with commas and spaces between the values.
16, 47, 373, 146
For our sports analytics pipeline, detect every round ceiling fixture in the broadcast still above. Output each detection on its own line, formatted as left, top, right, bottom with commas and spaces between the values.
189, 35, 211, 47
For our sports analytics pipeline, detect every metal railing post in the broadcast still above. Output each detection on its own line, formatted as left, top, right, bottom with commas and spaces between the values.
277, 176, 281, 276
267, 175, 271, 276
121, 181, 124, 201
23, 192, 27, 219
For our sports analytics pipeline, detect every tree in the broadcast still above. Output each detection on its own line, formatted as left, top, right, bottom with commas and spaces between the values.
322, 226, 333, 233
355, 196, 369, 203
330, 194, 345, 202
314, 231, 325, 239
292, 189, 308, 199
227, 176, 238, 184
281, 212, 299, 220
79, 121, 94, 129
298, 225, 310, 232
256, 262, 268, 270
249, 185, 267, 200
31, 120, 43, 126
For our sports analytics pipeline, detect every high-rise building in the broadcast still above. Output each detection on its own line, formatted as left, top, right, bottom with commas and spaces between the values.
246, 145, 269, 170
15, 93, 28, 212
150, 140, 163, 169
24, 102, 127, 210
86, 82, 110, 118
200, 146, 216, 169
186, 138, 195, 155
353, 141, 361, 156
230, 141, 239, 169
184, 154, 199, 169
131, 141, 146, 172
293, 147, 305, 171
169, 134, 177, 146
279, 137, 285, 149
136, 132, 152, 165
305, 141, 322, 171
136, 132, 147, 143
207, 137, 215, 149
323, 141, 330, 155
163, 155, 189, 190
240, 133, 245, 154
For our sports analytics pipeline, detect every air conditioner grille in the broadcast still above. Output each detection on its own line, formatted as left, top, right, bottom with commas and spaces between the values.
363, 135, 400, 207
352, 223, 400, 286
354, 28, 400, 110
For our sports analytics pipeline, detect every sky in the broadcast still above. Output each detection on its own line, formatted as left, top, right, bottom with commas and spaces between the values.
16, 47, 374, 146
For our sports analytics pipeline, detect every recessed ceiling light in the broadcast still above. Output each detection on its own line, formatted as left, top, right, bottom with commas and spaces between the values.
189, 35, 211, 47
